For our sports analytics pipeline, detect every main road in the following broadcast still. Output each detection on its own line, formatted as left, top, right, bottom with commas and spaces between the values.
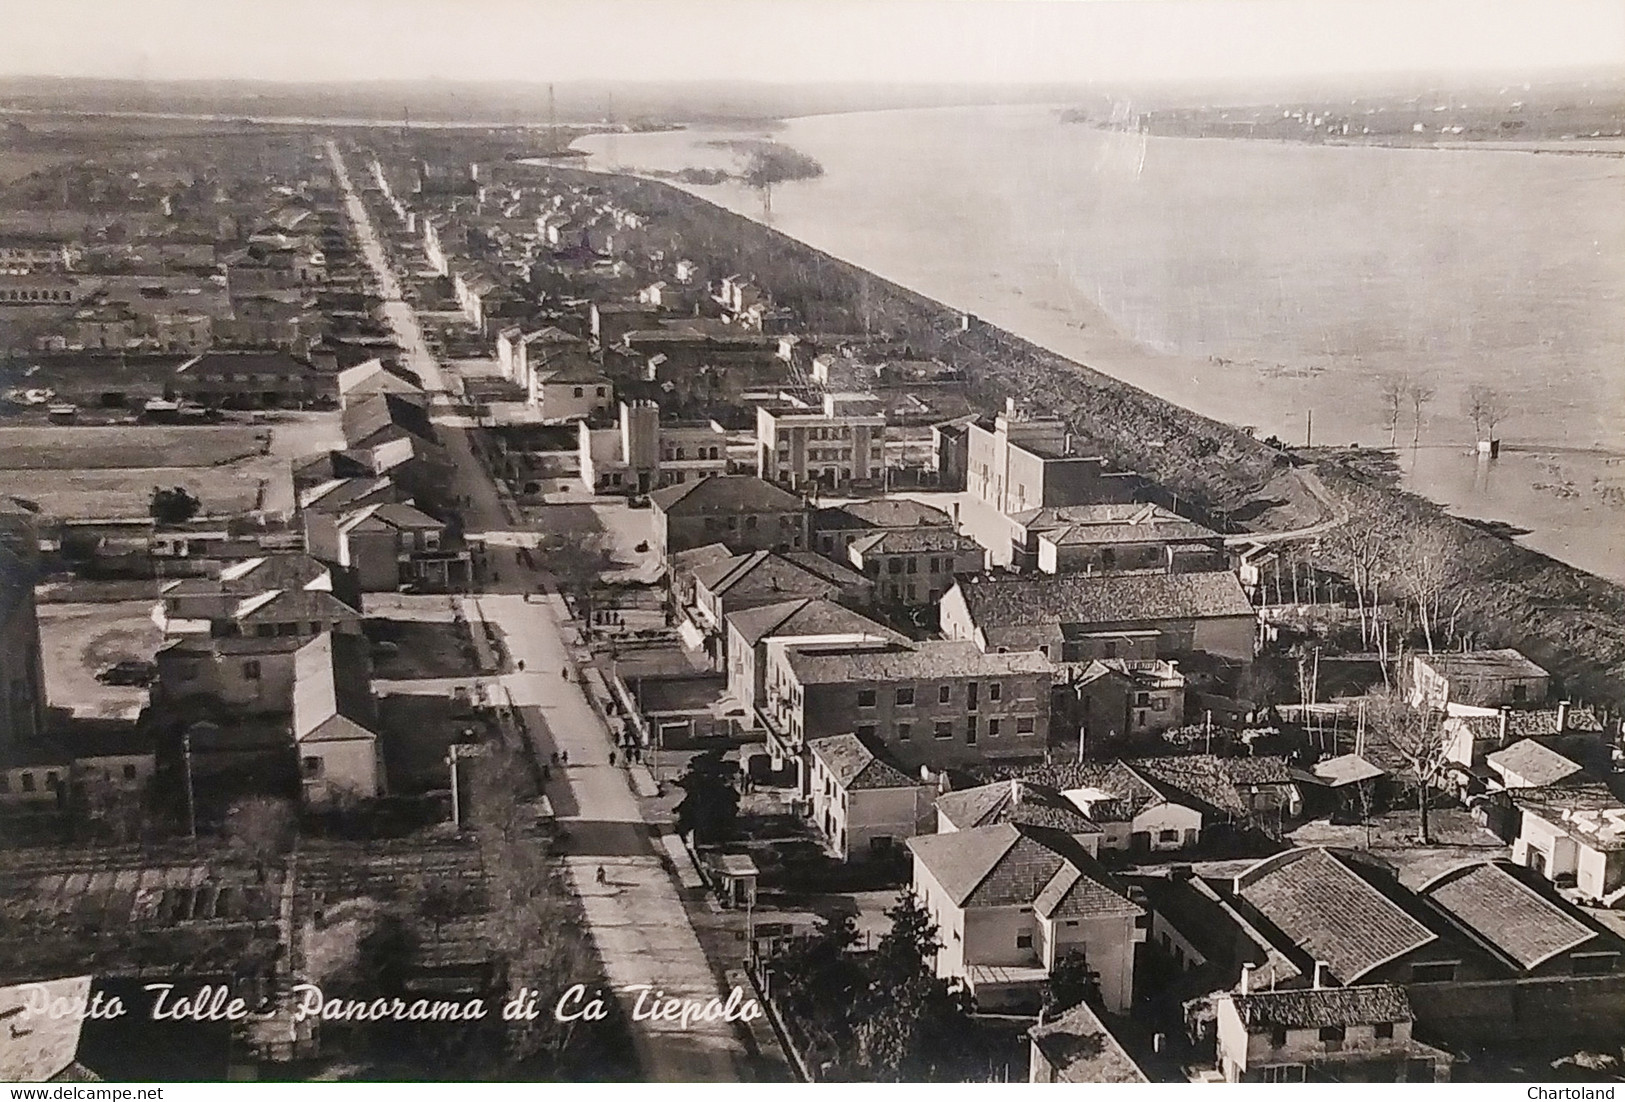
328, 140, 754, 1081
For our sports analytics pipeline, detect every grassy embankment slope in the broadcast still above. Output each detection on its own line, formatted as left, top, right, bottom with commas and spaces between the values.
544, 166, 1625, 707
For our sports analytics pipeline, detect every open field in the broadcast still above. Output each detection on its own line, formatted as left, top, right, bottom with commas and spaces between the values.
0, 425, 267, 469
37, 600, 161, 720
1, 466, 264, 520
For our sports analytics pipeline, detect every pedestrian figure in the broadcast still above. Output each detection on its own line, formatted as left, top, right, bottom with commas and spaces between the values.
609, 751, 617, 767
596, 866, 607, 886
516, 659, 525, 672
561, 750, 569, 766
562, 666, 570, 681
541, 764, 551, 782
550, 751, 559, 766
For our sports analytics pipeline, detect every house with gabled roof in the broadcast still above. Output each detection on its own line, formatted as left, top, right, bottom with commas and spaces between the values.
650, 474, 808, 561
810, 498, 954, 558
1212, 981, 1451, 1082
806, 733, 937, 862
307, 501, 467, 593
906, 822, 1144, 1012
1028, 1000, 1149, 1083
845, 526, 986, 607
723, 596, 903, 721
940, 570, 1257, 664
1417, 860, 1625, 977
292, 632, 383, 806
690, 550, 873, 660
1508, 781, 1625, 904
935, 777, 1103, 846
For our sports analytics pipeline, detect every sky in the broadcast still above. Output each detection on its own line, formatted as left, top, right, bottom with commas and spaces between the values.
0, 0, 1621, 86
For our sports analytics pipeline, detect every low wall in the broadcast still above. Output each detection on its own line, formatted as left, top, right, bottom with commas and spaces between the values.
1409, 974, 1625, 1047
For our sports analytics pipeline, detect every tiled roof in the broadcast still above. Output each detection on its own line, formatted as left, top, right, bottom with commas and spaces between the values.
807, 733, 920, 791
233, 588, 360, 623
1028, 1002, 1147, 1083
292, 633, 375, 744
1420, 861, 1600, 971
650, 475, 802, 516
848, 527, 983, 557
724, 597, 901, 648
952, 570, 1255, 629
1486, 739, 1584, 787
1229, 985, 1413, 1030
907, 823, 1139, 919
785, 639, 1051, 686
1416, 648, 1549, 683
1235, 849, 1437, 983
694, 550, 867, 603
935, 780, 1101, 835
1310, 754, 1387, 787
1008, 503, 1169, 529
812, 499, 953, 532
1043, 517, 1220, 547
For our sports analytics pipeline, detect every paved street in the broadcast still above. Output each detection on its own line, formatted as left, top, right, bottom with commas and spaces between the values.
331, 143, 752, 1081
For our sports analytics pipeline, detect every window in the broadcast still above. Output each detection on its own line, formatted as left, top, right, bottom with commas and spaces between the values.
1513, 683, 1528, 702
122, 764, 138, 781
1270, 1027, 1289, 1047
45, 772, 59, 791
302, 755, 323, 778
895, 687, 914, 706
989, 683, 1001, 702
745, 515, 758, 529
939, 685, 952, 704
857, 689, 877, 708
1410, 962, 1457, 983
888, 559, 903, 575
896, 722, 911, 742
573, 387, 583, 398
1016, 933, 1033, 950
1263, 1065, 1305, 1083
927, 557, 939, 573
596, 387, 606, 397
856, 723, 877, 740
987, 719, 1001, 737
19, 772, 34, 793
1318, 1025, 1346, 1044
934, 721, 953, 740
965, 719, 978, 745
905, 558, 917, 574
1158, 829, 1178, 843
1374, 1022, 1395, 1040
1016, 717, 1036, 734
243, 659, 262, 681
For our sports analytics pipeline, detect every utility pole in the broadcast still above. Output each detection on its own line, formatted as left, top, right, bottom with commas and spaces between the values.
183, 728, 197, 839
548, 83, 557, 153
1306, 408, 1313, 448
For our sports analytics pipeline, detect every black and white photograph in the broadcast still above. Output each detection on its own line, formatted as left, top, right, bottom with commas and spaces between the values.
0, 0, 1623, 1088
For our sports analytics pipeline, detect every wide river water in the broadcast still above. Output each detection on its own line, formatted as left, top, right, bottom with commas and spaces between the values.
571, 104, 1625, 583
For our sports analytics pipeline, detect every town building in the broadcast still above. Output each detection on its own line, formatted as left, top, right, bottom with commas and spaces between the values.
845, 527, 986, 607
805, 733, 937, 862
906, 823, 1144, 1012
940, 571, 1258, 664
650, 475, 808, 561
755, 392, 887, 491
292, 632, 384, 807
811, 498, 955, 559
578, 402, 729, 495
965, 403, 1137, 516
1028, 1001, 1149, 1083
688, 550, 874, 666
1063, 658, 1188, 746
1508, 782, 1625, 904
305, 501, 467, 593
172, 350, 338, 409
1034, 504, 1226, 576
723, 597, 903, 722
760, 638, 1053, 779
1212, 983, 1451, 1083
1410, 649, 1551, 711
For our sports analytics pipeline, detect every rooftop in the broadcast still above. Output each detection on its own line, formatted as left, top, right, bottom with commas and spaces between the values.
807, 733, 921, 791
1420, 861, 1607, 971
650, 474, 803, 517
952, 570, 1255, 629
907, 823, 1140, 919
724, 597, 903, 648
783, 639, 1050, 685
935, 779, 1101, 835
813, 498, 955, 532
848, 527, 983, 557
1233, 848, 1437, 984
1486, 739, 1585, 788
1417, 648, 1549, 682
1227, 985, 1413, 1031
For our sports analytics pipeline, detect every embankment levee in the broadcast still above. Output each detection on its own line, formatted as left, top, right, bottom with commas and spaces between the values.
541, 164, 1625, 707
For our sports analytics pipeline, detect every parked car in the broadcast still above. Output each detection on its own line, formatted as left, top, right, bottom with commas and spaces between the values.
96, 659, 156, 687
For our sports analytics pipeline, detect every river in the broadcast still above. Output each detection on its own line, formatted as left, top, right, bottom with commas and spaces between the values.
567, 104, 1625, 583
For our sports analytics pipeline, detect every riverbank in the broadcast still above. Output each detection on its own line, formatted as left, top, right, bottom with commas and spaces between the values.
533, 161, 1625, 706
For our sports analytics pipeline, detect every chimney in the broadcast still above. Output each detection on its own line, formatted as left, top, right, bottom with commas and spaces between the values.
1313, 961, 1328, 990
1240, 963, 1255, 995
1558, 700, 1571, 733
1498, 707, 1511, 748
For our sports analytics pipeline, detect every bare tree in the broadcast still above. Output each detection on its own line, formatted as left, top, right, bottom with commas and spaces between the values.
1324, 492, 1397, 647
1363, 688, 1451, 844
1390, 525, 1467, 654
1405, 378, 1437, 446
1463, 384, 1508, 444
539, 529, 610, 623
1376, 374, 1407, 450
